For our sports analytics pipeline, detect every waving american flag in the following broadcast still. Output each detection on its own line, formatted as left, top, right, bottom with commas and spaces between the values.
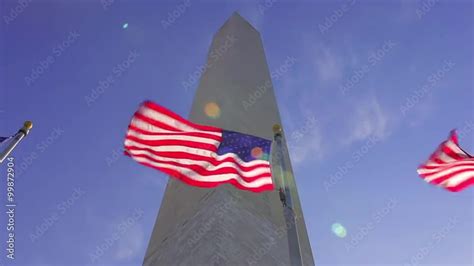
417, 130, 474, 192
124, 101, 274, 193
0, 136, 10, 144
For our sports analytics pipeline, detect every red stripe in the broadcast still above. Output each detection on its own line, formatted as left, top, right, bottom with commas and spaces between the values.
431, 157, 445, 164
128, 125, 222, 141
441, 144, 465, 160
134, 113, 180, 132
124, 145, 269, 172
427, 147, 442, 161
130, 157, 273, 193
445, 177, 474, 192
125, 135, 218, 153
129, 153, 271, 182
449, 130, 458, 145
419, 159, 474, 170
143, 101, 221, 132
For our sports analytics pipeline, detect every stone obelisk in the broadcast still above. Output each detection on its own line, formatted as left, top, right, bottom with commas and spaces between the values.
143, 12, 314, 266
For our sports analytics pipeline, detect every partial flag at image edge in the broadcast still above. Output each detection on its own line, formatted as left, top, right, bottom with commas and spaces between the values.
417, 130, 474, 192
0, 136, 11, 144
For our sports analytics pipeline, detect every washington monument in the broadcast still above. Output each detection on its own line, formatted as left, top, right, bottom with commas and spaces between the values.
143, 13, 315, 266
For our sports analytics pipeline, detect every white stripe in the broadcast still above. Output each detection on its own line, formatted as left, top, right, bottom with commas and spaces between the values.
418, 160, 474, 174
126, 130, 220, 147
425, 160, 438, 167
440, 171, 474, 187
436, 149, 457, 163
131, 117, 222, 137
127, 149, 271, 178
125, 139, 270, 168
421, 165, 474, 182
125, 139, 213, 156
131, 155, 273, 188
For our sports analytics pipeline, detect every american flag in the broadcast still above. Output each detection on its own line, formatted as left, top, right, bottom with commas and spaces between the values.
417, 130, 474, 192
0, 136, 11, 144
124, 101, 274, 193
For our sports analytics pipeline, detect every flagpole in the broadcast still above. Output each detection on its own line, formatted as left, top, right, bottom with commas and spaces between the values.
0, 121, 33, 164
273, 124, 303, 266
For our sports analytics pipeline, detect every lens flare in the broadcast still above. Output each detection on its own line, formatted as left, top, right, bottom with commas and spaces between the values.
251, 147, 263, 159
331, 223, 347, 238
204, 102, 221, 119
122, 23, 129, 29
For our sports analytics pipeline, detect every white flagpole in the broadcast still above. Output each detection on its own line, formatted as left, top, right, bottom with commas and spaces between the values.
0, 121, 33, 164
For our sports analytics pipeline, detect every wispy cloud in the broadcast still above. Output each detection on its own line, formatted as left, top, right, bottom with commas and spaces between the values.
407, 97, 435, 128
280, 36, 395, 165
277, 72, 324, 166
289, 129, 323, 165
344, 95, 390, 144
313, 44, 343, 83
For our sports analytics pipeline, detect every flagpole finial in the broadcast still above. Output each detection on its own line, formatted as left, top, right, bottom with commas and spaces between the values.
20, 121, 33, 135
24, 121, 33, 130
0, 121, 32, 163
273, 124, 282, 136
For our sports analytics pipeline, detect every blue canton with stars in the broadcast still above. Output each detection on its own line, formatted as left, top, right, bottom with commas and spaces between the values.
216, 130, 272, 162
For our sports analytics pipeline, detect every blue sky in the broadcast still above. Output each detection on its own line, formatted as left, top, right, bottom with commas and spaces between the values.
0, 0, 473, 265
